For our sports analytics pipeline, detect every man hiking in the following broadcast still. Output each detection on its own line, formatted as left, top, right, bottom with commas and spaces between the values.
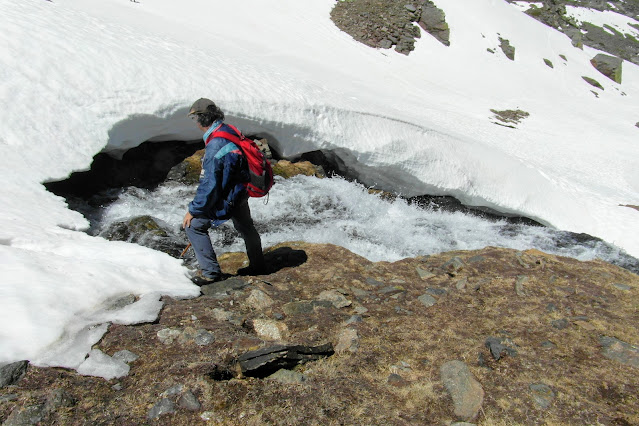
183, 98, 266, 285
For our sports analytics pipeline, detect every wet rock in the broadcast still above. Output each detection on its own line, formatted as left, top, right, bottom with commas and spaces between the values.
268, 369, 307, 384
147, 398, 175, 420
177, 391, 201, 411
272, 160, 325, 179
318, 290, 352, 308
529, 383, 556, 410
335, 328, 359, 353
238, 343, 334, 378
99, 215, 185, 258
103, 294, 136, 311
591, 53, 623, 83
0, 360, 28, 387
440, 360, 484, 422
600, 336, 639, 368
252, 319, 289, 341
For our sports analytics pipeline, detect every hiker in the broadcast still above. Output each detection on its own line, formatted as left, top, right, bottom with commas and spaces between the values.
183, 98, 266, 285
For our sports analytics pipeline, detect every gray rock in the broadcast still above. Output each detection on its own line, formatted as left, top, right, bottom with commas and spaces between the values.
44, 388, 75, 412
442, 257, 465, 275
380, 39, 393, 49
591, 53, 623, 83
455, 277, 468, 290
2, 404, 45, 426
0, 394, 18, 403
246, 289, 274, 310
178, 391, 201, 411
112, 350, 139, 363
600, 336, 639, 367
499, 37, 516, 60
612, 283, 633, 290
282, 301, 314, 315
195, 329, 215, 346
336, 328, 360, 353
239, 343, 334, 378
387, 373, 409, 387
365, 278, 384, 287
200, 277, 249, 296
344, 315, 363, 325
552, 319, 570, 330
515, 275, 528, 296
147, 398, 175, 419
419, 1, 450, 46
485, 337, 517, 360
157, 328, 182, 345
0, 360, 28, 387
163, 384, 184, 397
318, 290, 352, 308
416, 266, 436, 280
541, 341, 556, 350
418, 294, 437, 307
426, 287, 447, 296
529, 383, 556, 410
582, 76, 604, 90
440, 360, 484, 421
104, 294, 136, 311
404, 4, 417, 13
268, 369, 307, 384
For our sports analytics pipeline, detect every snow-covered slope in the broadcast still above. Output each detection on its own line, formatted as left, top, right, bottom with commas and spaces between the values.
1, 0, 637, 367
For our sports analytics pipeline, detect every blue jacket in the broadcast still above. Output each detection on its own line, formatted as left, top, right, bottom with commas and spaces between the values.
188, 123, 249, 221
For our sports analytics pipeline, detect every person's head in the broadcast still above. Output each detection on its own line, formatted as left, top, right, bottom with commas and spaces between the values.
188, 98, 225, 130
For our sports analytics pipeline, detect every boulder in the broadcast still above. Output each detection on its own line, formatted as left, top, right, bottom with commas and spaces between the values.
419, 1, 450, 46
272, 160, 325, 179
499, 37, 515, 60
590, 53, 622, 83
440, 360, 484, 421
99, 215, 186, 258
239, 343, 334, 377
0, 360, 28, 387
165, 149, 204, 185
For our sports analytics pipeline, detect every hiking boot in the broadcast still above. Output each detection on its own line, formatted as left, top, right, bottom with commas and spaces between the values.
190, 270, 227, 286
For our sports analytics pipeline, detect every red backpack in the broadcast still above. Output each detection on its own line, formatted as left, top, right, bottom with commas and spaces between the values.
211, 124, 274, 198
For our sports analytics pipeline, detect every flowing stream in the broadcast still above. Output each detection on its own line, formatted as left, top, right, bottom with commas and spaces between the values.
85, 174, 639, 272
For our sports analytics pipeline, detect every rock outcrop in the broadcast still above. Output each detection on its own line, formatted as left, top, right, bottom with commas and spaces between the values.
590, 53, 623, 83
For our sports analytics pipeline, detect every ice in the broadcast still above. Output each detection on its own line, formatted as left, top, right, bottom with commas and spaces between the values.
77, 349, 130, 380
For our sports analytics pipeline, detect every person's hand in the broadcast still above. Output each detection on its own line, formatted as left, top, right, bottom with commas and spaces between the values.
182, 211, 194, 229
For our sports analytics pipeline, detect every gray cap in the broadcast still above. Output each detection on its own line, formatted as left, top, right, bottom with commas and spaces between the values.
188, 98, 215, 116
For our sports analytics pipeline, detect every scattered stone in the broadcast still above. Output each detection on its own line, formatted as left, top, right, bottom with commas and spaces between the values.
282, 301, 314, 315
492, 109, 530, 126
541, 341, 556, 350
551, 319, 570, 330
336, 328, 359, 353
387, 373, 409, 387
112, 350, 139, 363
210, 307, 234, 321
252, 318, 289, 341
147, 398, 175, 420
485, 337, 517, 360
112, 383, 123, 391
612, 283, 632, 291
157, 328, 182, 345
2, 404, 45, 426
365, 277, 384, 287
238, 343, 334, 378
544, 58, 554, 68
590, 53, 623, 83
44, 388, 76, 412
416, 266, 436, 280
455, 277, 468, 290
195, 329, 215, 346
442, 257, 465, 275
529, 383, 556, 410
0, 360, 28, 387
201, 277, 249, 296
177, 391, 201, 411
515, 275, 529, 296
246, 289, 275, 310
379, 286, 405, 296
344, 315, 363, 325
499, 37, 515, 60
268, 368, 307, 384
546, 303, 558, 312
318, 290, 352, 308
600, 336, 639, 368
440, 360, 484, 422
404, 4, 417, 13
354, 305, 369, 315
417, 294, 437, 307
582, 76, 604, 90
426, 287, 447, 296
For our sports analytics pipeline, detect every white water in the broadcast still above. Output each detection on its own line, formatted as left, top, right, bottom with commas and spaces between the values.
97, 175, 637, 270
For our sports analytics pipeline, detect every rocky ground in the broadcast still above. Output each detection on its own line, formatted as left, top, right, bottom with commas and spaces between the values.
2, 243, 638, 425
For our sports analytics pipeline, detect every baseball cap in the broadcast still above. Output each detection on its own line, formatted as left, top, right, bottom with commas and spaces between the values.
188, 98, 215, 116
